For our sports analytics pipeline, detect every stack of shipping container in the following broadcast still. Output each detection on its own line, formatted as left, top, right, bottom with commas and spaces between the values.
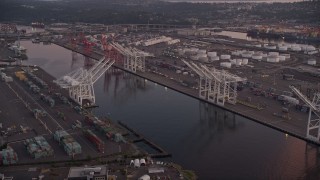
24, 136, 54, 159
54, 130, 82, 156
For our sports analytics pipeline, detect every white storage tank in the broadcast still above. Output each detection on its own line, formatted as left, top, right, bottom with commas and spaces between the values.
185, 48, 197, 55
140, 159, 146, 166
191, 55, 199, 61
197, 49, 206, 54
241, 52, 252, 58
281, 53, 290, 59
279, 56, 286, 61
210, 56, 220, 61
291, 45, 301, 52
264, 44, 277, 49
242, 59, 249, 65
189, 47, 199, 54
252, 54, 263, 60
307, 59, 317, 66
199, 57, 208, 62
134, 159, 140, 168
267, 56, 280, 63
230, 59, 237, 65
138, 175, 151, 180
207, 51, 217, 57
178, 49, 185, 55
231, 51, 240, 56
278, 46, 288, 51
220, 54, 231, 60
198, 53, 207, 58
307, 50, 319, 55
236, 59, 242, 66
306, 45, 316, 51
220, 62, 232, 68
269, 52, 279, 56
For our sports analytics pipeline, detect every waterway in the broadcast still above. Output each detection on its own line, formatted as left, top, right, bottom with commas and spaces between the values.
20, 40, 320, 179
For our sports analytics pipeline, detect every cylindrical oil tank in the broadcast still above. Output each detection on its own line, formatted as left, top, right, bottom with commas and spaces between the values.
236, 59, 242, 66
197, 49, 206, 54
242, 58, 248, 65
191, 55, 199, 61
178, 49, 185, 55
231, 51, 240, 56
267, 56, 279, 63
264, 44, 277, 49
210, 56, 220, 61
262, 53, 268, 58
199, 56, 208, 62
241, 52, 252, 58
230, 59, 236, 65
252, 54, 263, 60
278, 46, 288, 51
269, 52, 279, 56
307, 59, 317, 65
220, 54, 231, 60
279, 56, 286, 61
207, 51, 217, 57
306, 46, 316, 51
281, 53, 290, 59
197, 53, 207, 58
291, 45, 301, 51
220, 62, 232, 68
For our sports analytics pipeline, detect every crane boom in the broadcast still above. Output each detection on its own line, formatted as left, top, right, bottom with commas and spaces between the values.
289, 85, 319, 111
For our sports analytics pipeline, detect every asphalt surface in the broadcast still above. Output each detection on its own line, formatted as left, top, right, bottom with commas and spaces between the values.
0, 66, 137, 165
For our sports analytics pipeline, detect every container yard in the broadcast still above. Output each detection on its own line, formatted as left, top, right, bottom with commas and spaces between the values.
0, 64, 161, 165
0, 63, 190, 180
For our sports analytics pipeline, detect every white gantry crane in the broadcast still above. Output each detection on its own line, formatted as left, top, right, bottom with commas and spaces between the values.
289, 85, 320, 142
54, 57, 115, 106
110, 42, 153, 73
182, 60, 245, 106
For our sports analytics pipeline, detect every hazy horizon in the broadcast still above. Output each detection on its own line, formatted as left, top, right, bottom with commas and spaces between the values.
163, 0, 305, 2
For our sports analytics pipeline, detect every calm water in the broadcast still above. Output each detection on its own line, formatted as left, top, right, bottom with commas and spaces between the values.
21, 41, 320, 179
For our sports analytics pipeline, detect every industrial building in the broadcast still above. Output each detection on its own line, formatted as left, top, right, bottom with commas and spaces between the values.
67, 166, 108, 180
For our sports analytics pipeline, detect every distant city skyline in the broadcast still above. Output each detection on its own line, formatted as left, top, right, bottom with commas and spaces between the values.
163, 0, 305, 2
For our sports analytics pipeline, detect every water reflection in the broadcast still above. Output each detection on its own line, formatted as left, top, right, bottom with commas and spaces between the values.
103, 68, 153, 105
181, 102, 245, 154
